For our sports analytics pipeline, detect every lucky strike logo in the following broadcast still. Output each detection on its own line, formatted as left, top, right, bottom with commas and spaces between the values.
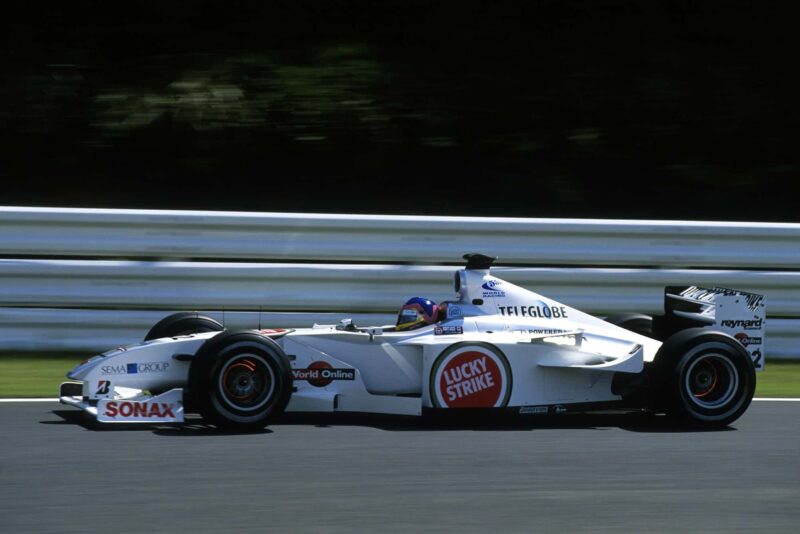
104, 401, 176, 419
439, 352, 500, 406
432, 346, 511, 408
292, 361, 356, 387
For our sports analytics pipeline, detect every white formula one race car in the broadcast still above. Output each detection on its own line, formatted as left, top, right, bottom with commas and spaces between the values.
60, 254, 766, 430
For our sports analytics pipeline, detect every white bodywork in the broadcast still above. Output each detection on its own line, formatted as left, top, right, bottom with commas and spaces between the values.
60, 262, 763, 423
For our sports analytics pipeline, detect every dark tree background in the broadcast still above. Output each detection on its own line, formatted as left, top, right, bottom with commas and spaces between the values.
2, 1, 797, 220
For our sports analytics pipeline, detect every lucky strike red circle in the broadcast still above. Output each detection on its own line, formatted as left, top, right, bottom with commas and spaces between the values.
437, 350, 503, 408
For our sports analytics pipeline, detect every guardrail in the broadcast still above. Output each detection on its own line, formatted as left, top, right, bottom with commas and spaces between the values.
2, 206, 800, 267
0, 206, 798, 358
2, 260, 800, 315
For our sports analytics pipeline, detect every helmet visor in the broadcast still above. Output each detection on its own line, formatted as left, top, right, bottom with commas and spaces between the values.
397, 308, 422, 327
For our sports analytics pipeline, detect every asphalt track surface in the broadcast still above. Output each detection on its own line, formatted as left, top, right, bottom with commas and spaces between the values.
1, 402, 798, 533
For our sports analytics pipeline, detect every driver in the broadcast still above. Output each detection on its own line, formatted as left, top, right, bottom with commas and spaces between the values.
396, 297, 440, 331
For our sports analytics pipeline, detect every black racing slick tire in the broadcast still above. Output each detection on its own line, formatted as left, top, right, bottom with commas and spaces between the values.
188, 330, 293, 431
605, 313, 654, 338
144, 312, 224, 341
654, 328, 755, 427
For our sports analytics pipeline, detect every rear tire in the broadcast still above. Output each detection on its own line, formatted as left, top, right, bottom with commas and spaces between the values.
144, 312, 224, 341
605, 313, 654, 337
188, 330, 293, 431
654, 328, 755, 427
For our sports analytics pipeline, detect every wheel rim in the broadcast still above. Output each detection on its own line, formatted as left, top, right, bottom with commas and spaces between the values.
217, 354, 275, 413
685, 353, 739, 409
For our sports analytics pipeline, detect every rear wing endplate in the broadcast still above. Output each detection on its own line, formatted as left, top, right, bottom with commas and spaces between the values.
662, 286, 766, 370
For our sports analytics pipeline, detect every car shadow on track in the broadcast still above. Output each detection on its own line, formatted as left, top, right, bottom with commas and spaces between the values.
46, 409, 736, 435
274, 412, 737, 433
46, 410, 272, 435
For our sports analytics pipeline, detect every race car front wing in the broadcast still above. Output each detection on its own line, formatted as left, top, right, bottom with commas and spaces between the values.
59, 382, 185, 423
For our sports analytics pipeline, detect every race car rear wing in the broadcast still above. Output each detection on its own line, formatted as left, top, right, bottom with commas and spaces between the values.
654, 286, 766, 370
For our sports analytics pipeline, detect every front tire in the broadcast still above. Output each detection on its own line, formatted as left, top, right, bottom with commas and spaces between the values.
188, 331, 293, 431
654, 328, 755, 427
144, 312, 224, 341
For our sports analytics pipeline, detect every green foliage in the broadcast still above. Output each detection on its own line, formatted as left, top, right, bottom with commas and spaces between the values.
755, 362, 800, 398
0, 355, 82, 398
2, 2, 798, 218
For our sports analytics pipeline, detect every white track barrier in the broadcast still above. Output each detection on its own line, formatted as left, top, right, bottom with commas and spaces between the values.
1, 260, 799, 314
0, 207, 797, 357
2, 206, 800, 267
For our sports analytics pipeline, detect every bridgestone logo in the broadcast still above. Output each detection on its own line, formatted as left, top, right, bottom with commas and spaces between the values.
721, 319, 763, 330
519, 406, 548, 415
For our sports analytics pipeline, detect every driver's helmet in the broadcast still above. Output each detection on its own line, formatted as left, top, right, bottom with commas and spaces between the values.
396, 297, 440, 331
